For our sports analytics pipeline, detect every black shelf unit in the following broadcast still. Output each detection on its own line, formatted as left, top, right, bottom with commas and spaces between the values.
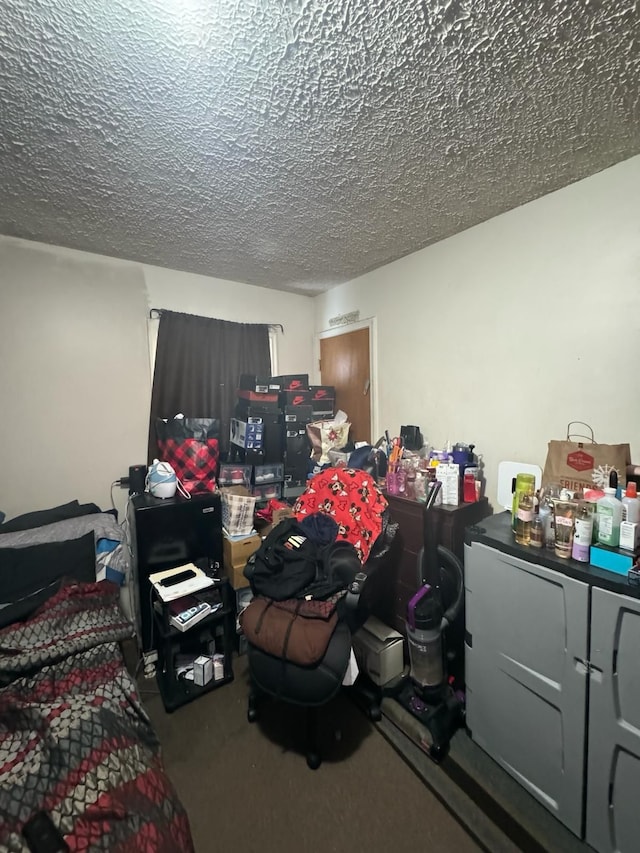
152, 577, 235, 713
127, 491, 223, 654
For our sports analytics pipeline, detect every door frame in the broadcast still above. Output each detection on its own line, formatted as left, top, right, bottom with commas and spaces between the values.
315, 317, 379, 444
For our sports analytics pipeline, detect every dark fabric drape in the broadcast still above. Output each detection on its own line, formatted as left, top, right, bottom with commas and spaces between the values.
147, 311, 272, 463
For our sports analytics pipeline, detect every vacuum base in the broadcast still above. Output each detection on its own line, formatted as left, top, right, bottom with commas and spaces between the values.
392, 679, 465, 762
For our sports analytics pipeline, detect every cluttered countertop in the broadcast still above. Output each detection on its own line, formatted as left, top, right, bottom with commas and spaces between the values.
466, 511, 640, 600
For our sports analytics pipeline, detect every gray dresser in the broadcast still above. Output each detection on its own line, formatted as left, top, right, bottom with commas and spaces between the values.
465, 512, 640, 852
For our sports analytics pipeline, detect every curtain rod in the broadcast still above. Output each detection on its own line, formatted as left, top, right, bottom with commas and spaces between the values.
149, 307, 283, 333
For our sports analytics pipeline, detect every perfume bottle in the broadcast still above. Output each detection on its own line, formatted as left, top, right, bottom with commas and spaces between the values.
515, 486, 535, 546
530, 515, 544, 548
512, 473, 536, 531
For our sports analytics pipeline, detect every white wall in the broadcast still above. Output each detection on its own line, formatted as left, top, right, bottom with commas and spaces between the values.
315, 155, 640, 509
0, 238, 315, 520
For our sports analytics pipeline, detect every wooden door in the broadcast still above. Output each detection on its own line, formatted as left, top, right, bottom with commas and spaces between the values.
320, 327, 371, 443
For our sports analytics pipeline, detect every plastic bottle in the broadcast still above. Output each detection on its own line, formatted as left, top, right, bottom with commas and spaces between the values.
572, 501, 594, 562
515, 486, 535, 545
596, 487, 623, 548
622, 482, 640, 524
512, 473, 536, 531
538, 500, 553, 549
530, 515, 544, 548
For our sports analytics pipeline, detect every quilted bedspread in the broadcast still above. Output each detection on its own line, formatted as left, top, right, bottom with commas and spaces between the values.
0, 582, 194, 852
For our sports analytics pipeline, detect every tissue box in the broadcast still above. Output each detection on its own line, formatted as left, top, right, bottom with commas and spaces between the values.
620, 521, 640, 552
435, 463, 460, 506
193, 655, 213, 686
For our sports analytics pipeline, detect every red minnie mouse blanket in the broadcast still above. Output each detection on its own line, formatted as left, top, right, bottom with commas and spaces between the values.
292, 468, 387, 562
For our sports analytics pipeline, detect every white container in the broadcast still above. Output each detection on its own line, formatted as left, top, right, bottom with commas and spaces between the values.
621, 483, 640, 524
193, 655, 213, 686
620, 521, 640, 552
596, 488, 623, 548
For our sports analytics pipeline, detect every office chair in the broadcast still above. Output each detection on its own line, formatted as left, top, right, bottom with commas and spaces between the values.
243, 501, 398, 769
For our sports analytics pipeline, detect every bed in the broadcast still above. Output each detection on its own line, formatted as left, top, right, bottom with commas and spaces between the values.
0, 501, 194, 852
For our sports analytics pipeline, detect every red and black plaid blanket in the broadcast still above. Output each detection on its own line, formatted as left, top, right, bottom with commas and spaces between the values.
0, 582, 194, 852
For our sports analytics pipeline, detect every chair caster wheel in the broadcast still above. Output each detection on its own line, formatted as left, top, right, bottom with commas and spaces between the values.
247, 707, 258, 723
368, 706, 382, 723
306, 753, 321, 770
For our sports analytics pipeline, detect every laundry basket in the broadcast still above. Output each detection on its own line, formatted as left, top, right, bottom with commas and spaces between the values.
221, 490, 257, 536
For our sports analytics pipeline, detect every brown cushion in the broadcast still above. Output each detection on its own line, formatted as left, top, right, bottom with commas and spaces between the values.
240, 598, 338, 666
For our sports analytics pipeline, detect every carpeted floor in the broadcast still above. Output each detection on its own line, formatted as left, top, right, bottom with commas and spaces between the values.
144, 657, 481, 853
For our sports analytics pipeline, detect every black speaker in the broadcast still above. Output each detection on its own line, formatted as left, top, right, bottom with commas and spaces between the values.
129, 464, 147, 496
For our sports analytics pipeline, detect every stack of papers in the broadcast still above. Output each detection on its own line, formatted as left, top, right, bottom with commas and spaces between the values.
222, 527, 257, 540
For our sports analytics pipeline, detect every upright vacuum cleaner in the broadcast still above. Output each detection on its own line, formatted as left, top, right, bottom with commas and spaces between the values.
394, 504, 466, 761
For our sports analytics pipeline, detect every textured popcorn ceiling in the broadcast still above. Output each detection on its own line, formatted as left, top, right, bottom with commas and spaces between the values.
1, 1, 639, 295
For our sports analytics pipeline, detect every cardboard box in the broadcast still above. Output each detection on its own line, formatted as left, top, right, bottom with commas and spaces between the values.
223, 531, 261, 570
193, 655, 213, 686
283, 404, 313, 423
352, 617, 404, 686
235, 399, 280, 415
435, 463, 460, 506
237, 389, 279, 404
279, 389, 312, 408
230, 418, 264, 450
620, 521, 640, 552
239, 375, 282, 393
226, 562, 252, 590
271, 374, 309, 391
309, 385, 335, 401
311, 400, 336, 418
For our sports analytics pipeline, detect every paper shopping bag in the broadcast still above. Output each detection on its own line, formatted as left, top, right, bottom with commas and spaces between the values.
542, 422, 631, 494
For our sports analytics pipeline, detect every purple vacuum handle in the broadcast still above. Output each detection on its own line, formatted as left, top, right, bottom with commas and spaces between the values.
407, 584, 431, 631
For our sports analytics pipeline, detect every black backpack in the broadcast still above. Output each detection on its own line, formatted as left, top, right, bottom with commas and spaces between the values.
246, 517, 361, 601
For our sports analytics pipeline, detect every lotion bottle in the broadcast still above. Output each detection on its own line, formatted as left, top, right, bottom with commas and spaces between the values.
596, 487, 623, 548
572, 501, 594, 562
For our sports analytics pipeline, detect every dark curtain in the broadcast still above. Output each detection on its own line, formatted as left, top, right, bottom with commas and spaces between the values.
147, 310, 272, 462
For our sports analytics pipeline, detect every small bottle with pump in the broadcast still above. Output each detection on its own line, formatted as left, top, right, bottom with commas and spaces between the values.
596, 487, 623, 548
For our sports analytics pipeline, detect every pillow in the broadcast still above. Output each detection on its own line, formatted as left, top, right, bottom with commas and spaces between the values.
0, 501, 102, 534
0, 533, 97, 628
